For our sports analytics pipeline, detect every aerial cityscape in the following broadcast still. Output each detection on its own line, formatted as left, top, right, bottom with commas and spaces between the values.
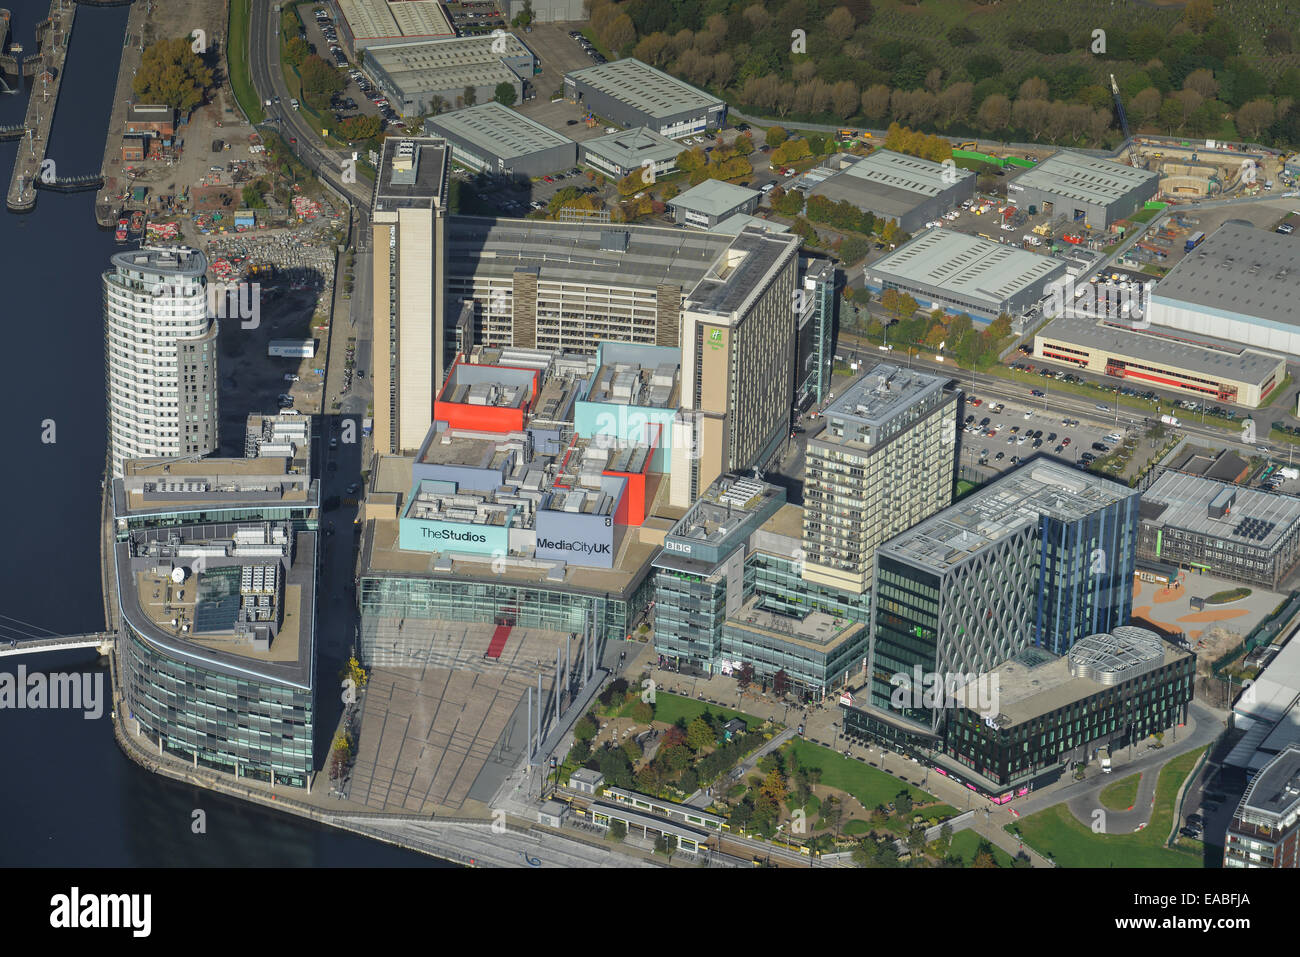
6, 0, 1300, 896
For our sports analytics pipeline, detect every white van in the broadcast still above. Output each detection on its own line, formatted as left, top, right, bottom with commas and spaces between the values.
760, 182, 776, 194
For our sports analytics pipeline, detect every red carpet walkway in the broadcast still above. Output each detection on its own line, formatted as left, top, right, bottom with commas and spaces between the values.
486, 624, 512, 659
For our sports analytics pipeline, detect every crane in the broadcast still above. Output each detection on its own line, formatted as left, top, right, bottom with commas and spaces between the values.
1110, 74, 1133, 159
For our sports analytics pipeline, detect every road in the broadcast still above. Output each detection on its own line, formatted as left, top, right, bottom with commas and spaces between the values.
247, 0, 372, 212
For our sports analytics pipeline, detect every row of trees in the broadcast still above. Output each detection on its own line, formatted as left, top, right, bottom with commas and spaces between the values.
584, 0, 1300, 149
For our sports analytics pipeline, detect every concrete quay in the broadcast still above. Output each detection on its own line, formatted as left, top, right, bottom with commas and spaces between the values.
5, 0, 75, 212
93, 0, 148, 227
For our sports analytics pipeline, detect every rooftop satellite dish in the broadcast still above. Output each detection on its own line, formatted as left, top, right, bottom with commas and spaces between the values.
170, 567, 186, 584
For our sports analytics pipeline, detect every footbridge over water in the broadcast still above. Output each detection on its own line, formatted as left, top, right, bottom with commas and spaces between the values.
0, 632, 115, 658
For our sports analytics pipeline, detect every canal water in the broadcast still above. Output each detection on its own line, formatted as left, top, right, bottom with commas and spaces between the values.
0, 0, 439, 866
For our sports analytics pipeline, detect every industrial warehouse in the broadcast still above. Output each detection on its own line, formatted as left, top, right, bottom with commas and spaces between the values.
863, 228, 1068, 321
805, 150, 976, 234
1148, 222, 1300, 357
1033, 314, 1286, 408
1007, 149, 1160, 227
365, 34, 537, 115
668, 180, 760, 229
335, 0, 455, 54
564, 59, 726, 138
425, 102, 577, 177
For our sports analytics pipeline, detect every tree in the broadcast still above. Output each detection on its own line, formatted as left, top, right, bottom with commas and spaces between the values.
906, 828, 926, 856
1183, 0, 1215, 34
895, 790, 914, 815
607, 819, 627, 842
494, 82, 517, 106
631, 700, 654, 724
1130, 87, 1163, 128
831, 80, 859, 120
605, 13, 637, 53
511, 0, 534, 27
686, 717, 715, 752
938, 822, 953, 853
766, 125, 788, 148
823, 794, 843, 837
772, 669, 790, 698
972, 839, 998, 867
1235, 99, 1275, 139
242, 181, 268, 209
760, 767, 787, 804
622, 735, 641, 766
826, 6, 856, 44
337, 114, 382, 142
976, 94, 1011, 133
283, 37, 310, 68
463, 85, 478, 107
574, 715, 598, 743
132, 37, 213, 113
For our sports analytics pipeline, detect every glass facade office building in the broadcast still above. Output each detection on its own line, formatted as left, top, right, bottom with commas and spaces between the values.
123, 630, 314, 788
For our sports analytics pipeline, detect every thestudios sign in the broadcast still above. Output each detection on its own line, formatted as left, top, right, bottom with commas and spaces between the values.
399, 518, 507, 555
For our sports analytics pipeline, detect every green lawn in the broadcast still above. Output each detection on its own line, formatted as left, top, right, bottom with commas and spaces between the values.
782, 739, 937, 810
1009, 747, 1208, 868
1099, 773, 1141, 811
226, 0, 265, 123
843, 818, 873, 836
946, 829, 1017, 867
650, 692, 765, 731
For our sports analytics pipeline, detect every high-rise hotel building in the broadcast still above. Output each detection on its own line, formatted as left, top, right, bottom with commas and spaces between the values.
801, 364, 959, 594
103, 246, 218, 477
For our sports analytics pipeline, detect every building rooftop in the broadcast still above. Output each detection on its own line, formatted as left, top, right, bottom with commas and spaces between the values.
565, 58, 722, 122
883, 461, 1137, 572
338, 0, 453, 42
953, 628, 1184, 725
114, 449, 317, 517
446, 215, 732, 289
114, 524, 315, 687
585, 355, 679, 409
1152, 222, 1300, 329
711, 213, 790, 237
683, 226, 798, 318
1140, 471, 1300, 554
868, 228, 1065, 306
728, 593, 867, 653
583, 126, 683, 167
373, 136, 448, 213
814, 363, 951, 450
809, 149, 974, 212
1038, 314, 1284, 384
368, 32, 532, 86
110, 245, 206, 278
1236, 746, 1300, 823
653, 474, 787, 574
1009, 149, 1158, 206
427, 102, 574, 161
669, 179, 759, 217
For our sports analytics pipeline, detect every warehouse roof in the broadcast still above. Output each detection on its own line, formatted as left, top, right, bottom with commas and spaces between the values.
1037, 315, 1284, 385
884, 461, 1136, 572
369, 34, 532, 96
1140, 471, 1300, 553
868, 228, 1065, 305
1010, 149, 1158, 205
446, 215, 732, 288
669, 179, 759, 217
338, 0, 453, 41
809, 149, 974, 215
427, 102, 574, 161
566, 58, 723, 121
1152, 222, 1300, 329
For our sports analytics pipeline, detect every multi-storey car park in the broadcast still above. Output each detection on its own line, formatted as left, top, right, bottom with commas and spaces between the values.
801, 363, 960, 595
1148, 221, 1300, 357
425, 102, 577, 178
863, 461, 1139, 744
103, 246, 218, 478
365, 34, 537, 115
1033, 314, 1287, 408
1006, 149, 1160, 228
863, 228, 1069, 323
111, 416, 320, 790
804, 150, 977, 235
1137, 470, 1300, 590
1225, 745, 1300, 868
563, 58, 727, 139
